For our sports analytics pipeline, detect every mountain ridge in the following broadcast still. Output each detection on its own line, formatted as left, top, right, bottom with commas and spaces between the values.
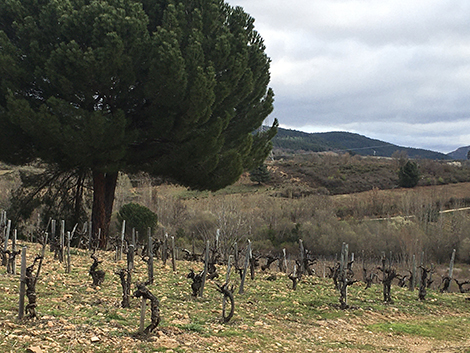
447, 146, 470, 160
271, 127, 455, 160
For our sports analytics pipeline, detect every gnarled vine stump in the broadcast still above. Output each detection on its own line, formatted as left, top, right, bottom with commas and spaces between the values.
187, 269, 204, 297
216, 282, 234, 323
89, 253, 105, 287
25, 255, 43, 319
134, 283, 160, 335
116, 269, 132, 308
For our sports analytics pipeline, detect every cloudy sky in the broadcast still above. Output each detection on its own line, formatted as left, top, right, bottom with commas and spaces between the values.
227, 0, 470, 153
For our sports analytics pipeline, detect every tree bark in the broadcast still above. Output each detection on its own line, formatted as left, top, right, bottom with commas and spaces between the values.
92, 170, 118, 249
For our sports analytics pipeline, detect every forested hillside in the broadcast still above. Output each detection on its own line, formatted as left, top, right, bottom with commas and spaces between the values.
448, 146, 470, 160
272, 128, 451, 159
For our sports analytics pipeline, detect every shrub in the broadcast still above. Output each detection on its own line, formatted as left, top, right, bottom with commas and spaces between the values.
117, 203, 157, 241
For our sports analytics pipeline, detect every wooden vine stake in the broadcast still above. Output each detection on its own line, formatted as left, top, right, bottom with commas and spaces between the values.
171, 236, 176, 272
59, 220, 65, 263
6, 229, 20, 275
238, 240, 251, 294
2, 219, 11, 266
162, 233, 168, 266
140, 296, 147, 333
37, 233, 48, 279
50, 219, 56, 252
234, 242, 239, 271
119, 220, 126, 261
409, 254, 416, 291
66, 231, 71, 274
441, 249, 456, 293
200, 240, 210, 297
299, 239, 305, 276
282, 248, 288, 273
147, 227, 154, 285
18, 246, 27, 320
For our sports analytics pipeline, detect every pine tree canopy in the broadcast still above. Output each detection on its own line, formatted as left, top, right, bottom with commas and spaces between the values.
0, 0, 276, 187
0, 0, 276, 247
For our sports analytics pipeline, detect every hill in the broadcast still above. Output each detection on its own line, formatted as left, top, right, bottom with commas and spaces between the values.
448, 146, 470, 160
272, 128, 451, 160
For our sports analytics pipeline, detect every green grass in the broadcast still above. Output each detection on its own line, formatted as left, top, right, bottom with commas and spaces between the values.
369, 317, 470, 340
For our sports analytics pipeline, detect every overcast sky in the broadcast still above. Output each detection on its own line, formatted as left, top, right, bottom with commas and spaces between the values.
227, 0, 470, 153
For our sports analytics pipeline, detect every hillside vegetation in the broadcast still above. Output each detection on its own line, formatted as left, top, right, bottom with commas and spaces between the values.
3, 154, 470, 264
272, 128, 451, 159
268, 152, 470, 195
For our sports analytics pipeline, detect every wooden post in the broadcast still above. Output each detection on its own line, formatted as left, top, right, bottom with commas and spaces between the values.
234, 242, 239, 269
12, 229, 17, 275
18, 246, 27, 320
238, 240, 251, 295
2, 220, 11, 266
66, 231, 71, 273
222, 255, 233, 318
51, 219, 56, 247
448, 248, 456, 280
4, 219, 11, 252
60, 220, 65, 262
299, 239, 305, 275
282, 248, 287, 273
128, 245, 134, 272
97, 228, 101, 249
139, 297, 146, 333
200, 240, 210, 297
339, 243, 346, 277
410, 254, 416, 291
0, 210, 5, 226
132, 228, 136, 249
34, 213, 40, 243
226, 255, 233, 283
148, 227, 154, 284
87, 221, 92, 250
171, 236, 176, 272
162, 233, 168, 265
37, 233, 48, 280
119, 220, 126, 261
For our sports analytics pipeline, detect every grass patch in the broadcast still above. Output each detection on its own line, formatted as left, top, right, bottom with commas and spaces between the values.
368, 317, 470, 340
178, 322, 205, 333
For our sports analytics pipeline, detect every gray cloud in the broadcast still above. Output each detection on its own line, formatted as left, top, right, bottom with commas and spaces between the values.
228, 0, 470, 153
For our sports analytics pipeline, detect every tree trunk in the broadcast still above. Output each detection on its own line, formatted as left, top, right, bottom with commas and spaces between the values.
92, 170, 118, 249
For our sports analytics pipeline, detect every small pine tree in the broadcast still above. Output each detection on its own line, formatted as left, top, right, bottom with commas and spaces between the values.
398, 161, 420, 188
117, 203, 157, 241
249, 164, 271, 185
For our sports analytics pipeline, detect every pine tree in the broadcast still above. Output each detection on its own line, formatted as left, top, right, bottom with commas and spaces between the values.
0, 0, 277, 247
398, 161, 420, 188
249, 164, 271, 185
